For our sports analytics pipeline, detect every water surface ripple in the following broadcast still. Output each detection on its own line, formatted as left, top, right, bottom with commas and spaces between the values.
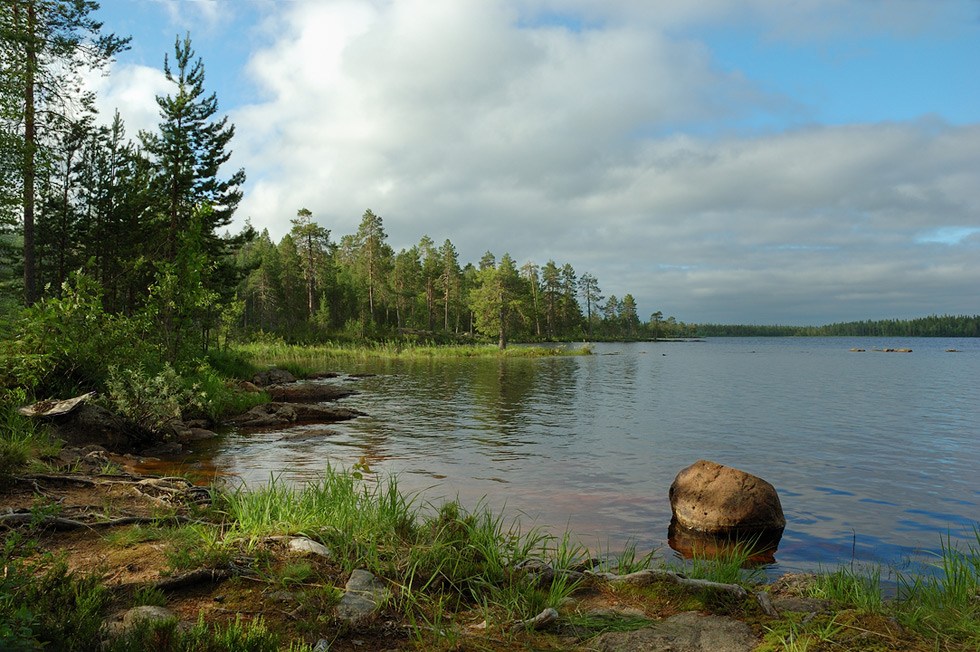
200, 337, 980, 574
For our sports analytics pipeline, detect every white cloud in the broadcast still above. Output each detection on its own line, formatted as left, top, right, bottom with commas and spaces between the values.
216, 0, 980, 322
148, 0, 227, 34
84, 63, 171, 137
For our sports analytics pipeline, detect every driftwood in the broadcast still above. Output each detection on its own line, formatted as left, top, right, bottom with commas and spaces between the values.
511, 607, 559, 633
19, 473, 98, 486
153, 568, 239, 592
755, 591, 780, 617
591, 569, 750, 600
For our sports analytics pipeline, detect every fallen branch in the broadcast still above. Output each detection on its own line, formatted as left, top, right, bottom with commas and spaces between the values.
591, 569, 750, 600
18, 474, 97, 486
755, 591, 779, 618
153, 568, 239, 592
0, 512, 200, 531
511, 607, 559, 633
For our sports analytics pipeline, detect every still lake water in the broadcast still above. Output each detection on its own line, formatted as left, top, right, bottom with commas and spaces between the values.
194, 337, 980, 575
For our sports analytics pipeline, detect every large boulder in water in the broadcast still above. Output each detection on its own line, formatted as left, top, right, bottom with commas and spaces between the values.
669, 460, 785, 535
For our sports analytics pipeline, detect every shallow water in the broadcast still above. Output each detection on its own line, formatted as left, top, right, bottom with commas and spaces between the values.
190, 337, 980, 575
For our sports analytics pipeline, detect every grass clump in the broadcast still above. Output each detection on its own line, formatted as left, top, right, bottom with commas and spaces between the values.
807, 564, 883, 612
105, 614, 292, 652
1, 530, 111, 652
894, 530, 980, 647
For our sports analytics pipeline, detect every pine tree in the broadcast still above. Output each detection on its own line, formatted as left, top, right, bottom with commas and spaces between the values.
140, 33, 244, 262
0, 0, 128, 304
291, 208, 330, 320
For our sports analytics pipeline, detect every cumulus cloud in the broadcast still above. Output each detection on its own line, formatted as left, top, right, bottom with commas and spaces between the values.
206, 0, 980, 322
83, 63, 170, 137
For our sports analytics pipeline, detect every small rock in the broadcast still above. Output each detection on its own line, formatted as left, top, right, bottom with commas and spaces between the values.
238, 380, 262, 393
336, 570, 388, 623
587, 606, 649, 620
179, 427, 219, 443
289, 537, 332, 558
266, 383, 357, 403
122, 605, 177, 628
266, 590, 296, 603
312, 640, 330, 652
307, 371, 340, 380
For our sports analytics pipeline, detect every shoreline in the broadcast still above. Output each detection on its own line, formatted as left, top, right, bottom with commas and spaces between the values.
2, 459, 977, 651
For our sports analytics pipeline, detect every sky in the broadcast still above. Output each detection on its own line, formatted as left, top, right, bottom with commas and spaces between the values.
88, 0, 980, 326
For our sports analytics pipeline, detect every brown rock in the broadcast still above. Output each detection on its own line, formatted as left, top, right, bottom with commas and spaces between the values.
265, 383, 357, 403
669, 460, 785, 534
252, 369, 296, 386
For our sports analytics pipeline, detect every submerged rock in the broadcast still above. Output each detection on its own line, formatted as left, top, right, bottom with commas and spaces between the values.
226, 402, 365, 428
278, 427, 341, 442
669, 459, 785, 535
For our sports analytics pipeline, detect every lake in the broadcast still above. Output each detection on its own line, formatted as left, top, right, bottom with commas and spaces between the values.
192, 337, 980, 576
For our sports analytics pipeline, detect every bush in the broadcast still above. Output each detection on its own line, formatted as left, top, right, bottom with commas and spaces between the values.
104, 363, 205, 433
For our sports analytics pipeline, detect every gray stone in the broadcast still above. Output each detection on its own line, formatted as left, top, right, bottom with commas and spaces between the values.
227, 402, 365, 428
289, 537, 332, 558
336, 570, 388, 623
591, 611, 759, 652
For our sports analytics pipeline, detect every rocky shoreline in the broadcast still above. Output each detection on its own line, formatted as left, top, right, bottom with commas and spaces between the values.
3, 370, 967, 651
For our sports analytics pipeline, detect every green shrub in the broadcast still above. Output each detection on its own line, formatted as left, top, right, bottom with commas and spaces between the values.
105, 363, 204, 433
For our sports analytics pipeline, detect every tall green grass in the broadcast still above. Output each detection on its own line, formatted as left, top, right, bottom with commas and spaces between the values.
895, 529, 980, 646
236, 340, 590, 368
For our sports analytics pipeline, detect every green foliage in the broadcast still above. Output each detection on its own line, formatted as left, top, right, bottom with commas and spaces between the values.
696, 314, 980, 337
807, 564, 882, 611
0, 387, 57, 483
895, 530, 980, 645
106, 613, 286, 652
1, 272, 156, 394
674, 538, 766, 585
105, 362, 200, 432
0, 552, 110, 652
133, 585, 167, 608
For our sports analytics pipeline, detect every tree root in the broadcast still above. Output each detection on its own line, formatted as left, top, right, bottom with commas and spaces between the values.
591, 569, 750, 600
0, 512, 202, 530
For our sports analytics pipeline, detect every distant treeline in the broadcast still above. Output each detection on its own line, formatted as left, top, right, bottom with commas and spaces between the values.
694, 315, 980, 338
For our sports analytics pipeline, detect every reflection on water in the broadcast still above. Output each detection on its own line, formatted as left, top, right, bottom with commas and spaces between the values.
188, 338, 980, 575
667, 520, 783, 565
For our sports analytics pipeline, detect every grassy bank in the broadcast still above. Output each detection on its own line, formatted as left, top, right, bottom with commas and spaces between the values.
1, 460, 979, 651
